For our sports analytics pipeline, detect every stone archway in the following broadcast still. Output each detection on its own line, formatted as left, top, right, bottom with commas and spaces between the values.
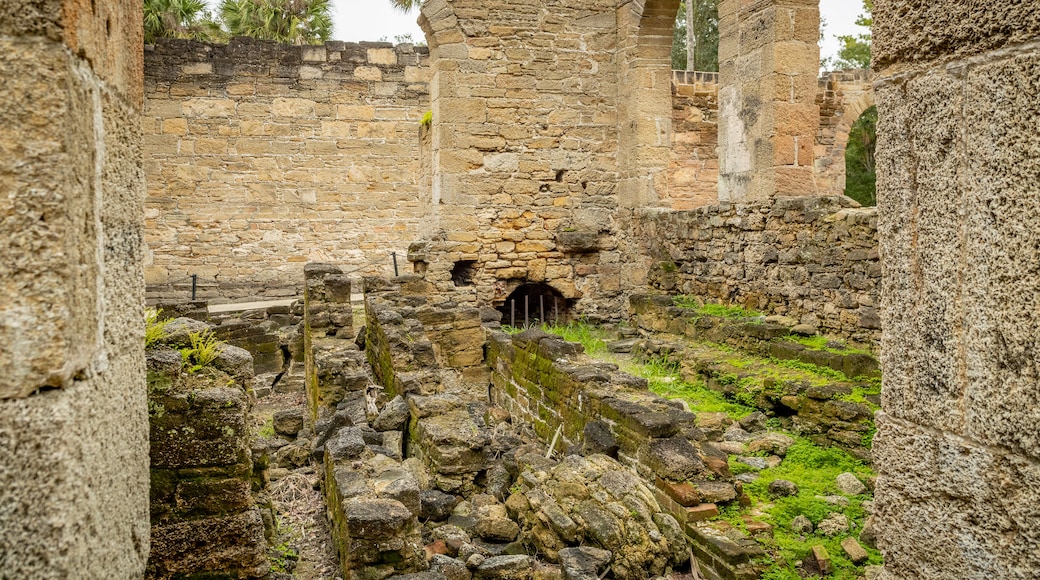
814, 69, 875, 198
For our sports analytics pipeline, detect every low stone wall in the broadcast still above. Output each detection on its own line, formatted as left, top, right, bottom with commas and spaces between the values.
487, 328, 770, 578
146, 321, 268, 579
364, 275, 487, 399
634, 196, 881, 346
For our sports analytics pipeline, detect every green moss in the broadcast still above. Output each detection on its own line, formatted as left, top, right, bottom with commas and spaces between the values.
420, 110, 433, 127
781, 334, 874, 357
673, 296, 761, 319
743, 439, 880, 579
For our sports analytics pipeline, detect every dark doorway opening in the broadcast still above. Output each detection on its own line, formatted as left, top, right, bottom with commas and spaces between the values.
497, 283, 569, 328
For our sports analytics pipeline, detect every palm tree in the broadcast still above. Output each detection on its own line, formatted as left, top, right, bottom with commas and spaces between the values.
220, 0, 333, 45
144, 0, 223, 44
388, 0, 421, 13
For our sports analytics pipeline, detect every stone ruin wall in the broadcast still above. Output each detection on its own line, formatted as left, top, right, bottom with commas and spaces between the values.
634, 196, 881, 347
871, 2, 1040, 578
0, 0, 150, 575
668, 69, 873, 211
410, 0, 634, 318
143, 38, 430, 302
142, 31, 871, 309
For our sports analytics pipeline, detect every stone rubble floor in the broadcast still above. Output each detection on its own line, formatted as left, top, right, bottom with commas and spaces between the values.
252, 374, 341, 579
247, 313, 883, 580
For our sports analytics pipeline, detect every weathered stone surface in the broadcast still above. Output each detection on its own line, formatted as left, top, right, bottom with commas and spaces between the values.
809, 545, 833, 575
422, 490, 461, 522
273, 408, 305, 437
747, 433, 795, 457
506, 455, 685, 577
474, 555, 532, 580
557, 547, 611, 580
148, 509, 268, 579
768, 480, 799, 498
840, 537, 868, 564
581, 421, 618, 458
373, 395, 410, 432
816, 513, 850, 537
640, 437, 710, 482
790, 515, 813, 535
835, 472, 867, 496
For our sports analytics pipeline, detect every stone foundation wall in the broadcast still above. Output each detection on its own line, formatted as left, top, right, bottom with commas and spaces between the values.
872, 1, 1040, 578
143, 38, 429, 302
634, 196, 881, 346
146, 324, 268, 578
0, 0, 151, 575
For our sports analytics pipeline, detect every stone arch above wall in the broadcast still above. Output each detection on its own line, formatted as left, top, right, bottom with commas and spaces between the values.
815, 69, 875, 198
616, 0, 683, 209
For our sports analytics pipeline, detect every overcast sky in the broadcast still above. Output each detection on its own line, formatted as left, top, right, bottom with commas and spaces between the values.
208, 1, 867, 63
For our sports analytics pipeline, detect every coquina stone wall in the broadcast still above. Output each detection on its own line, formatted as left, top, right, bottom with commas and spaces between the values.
634, 196, 881, 346
143, 37, 429, 302
0, 0, 150, 576
871, 1, 1040, 578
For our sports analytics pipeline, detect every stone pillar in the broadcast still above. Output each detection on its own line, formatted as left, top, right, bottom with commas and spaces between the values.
0, 0, 149, 576
616, 0, 680, 209
717, 0, 820, 202
416, 0, 626, 315
872, 1, 1040, 578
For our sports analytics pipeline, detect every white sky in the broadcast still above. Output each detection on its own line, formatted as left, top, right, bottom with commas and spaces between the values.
208, 1, 867, 63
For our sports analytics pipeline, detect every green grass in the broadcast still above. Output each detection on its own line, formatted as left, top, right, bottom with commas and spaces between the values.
258, 418, 276, 439
742, 439, 880, 579
781, 334, 874, 357
540, 321, 609, 356
673, 296, 761, 319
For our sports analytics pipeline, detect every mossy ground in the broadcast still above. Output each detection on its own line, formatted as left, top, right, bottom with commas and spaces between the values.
673, 296, 762, 319
540, 321, 881, 579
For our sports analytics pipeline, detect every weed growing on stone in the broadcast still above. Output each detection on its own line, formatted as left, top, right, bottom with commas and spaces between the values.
181, 329, 223, 373
258, 418, 276, 439
145, 308, 170, 347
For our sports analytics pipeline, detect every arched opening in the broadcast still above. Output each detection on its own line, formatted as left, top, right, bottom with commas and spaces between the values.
667, 1, 722, 210
497, 284, 570, 329
843, 105, 877, 206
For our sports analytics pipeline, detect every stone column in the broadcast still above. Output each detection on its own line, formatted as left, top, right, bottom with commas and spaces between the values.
0, 0, 149, 576
717, 0, 820, 202
872, 1, 1040, 578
